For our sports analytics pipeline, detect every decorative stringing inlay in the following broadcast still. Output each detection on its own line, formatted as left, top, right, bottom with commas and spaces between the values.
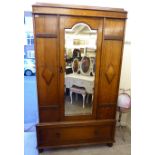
105, 64, 115, 84
42, 68, 54, 84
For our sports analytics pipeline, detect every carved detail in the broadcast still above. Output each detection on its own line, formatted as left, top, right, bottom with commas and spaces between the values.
42, 68, 54, 84
105, 64, 115, 83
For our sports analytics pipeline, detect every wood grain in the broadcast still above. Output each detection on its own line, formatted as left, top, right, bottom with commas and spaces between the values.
32, 3, 127, 150
37, 120, 114, 147
33, 3, 126, 12
104, 19, 125, 40
98, 40, 123, 104
34, 15, 57, 34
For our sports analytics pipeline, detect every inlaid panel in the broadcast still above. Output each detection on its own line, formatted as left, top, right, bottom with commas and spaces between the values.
105, 64, 115, 84
98, 40, 123, 104
42, 68, 54, 85
36, 38, 59, 106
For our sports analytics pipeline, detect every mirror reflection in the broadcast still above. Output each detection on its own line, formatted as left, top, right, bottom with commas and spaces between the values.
64, 23, 97, 116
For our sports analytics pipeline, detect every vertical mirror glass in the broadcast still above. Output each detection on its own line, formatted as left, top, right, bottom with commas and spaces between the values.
64, 23, 97, 116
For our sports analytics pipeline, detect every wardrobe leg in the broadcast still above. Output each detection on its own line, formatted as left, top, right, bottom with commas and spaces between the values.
39, 149, 44, 153
107, 143, 113, 147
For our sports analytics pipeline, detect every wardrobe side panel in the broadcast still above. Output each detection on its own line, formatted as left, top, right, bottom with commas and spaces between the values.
34, 15, 60, 122
97, 19, 125, 119
98, 40, 123, 104
36, 38, 59, 105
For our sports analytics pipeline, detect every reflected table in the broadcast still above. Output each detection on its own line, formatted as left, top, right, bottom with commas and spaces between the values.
65, 74, 94, 107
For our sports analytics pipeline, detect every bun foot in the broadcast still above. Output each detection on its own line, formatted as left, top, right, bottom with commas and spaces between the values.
107, 143, 113, 147
39, 149, 44, 153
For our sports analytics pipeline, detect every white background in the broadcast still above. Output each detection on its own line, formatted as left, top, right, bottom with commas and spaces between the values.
0, 0, 155, 155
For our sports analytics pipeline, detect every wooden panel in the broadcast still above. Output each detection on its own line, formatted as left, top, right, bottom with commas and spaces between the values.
98, 40, 123, 104
104, 19, 125, 40
33, 3, 126, 13
34, 15, 57, 34
39, 107, 60, 122
97, 105, 116, 119
37, 120, 114, 147
36, 38, 59, 106
33, 7, 127, 19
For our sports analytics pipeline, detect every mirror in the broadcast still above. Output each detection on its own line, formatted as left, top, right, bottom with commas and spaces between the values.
72, 58, 79, 73
64, 23, 97, 116
80, 56, 91, 75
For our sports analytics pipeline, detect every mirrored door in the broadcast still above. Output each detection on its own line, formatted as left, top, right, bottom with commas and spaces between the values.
59, 17, 103, 118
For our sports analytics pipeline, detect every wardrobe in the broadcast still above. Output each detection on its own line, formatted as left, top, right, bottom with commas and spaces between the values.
32, 3, 127, 152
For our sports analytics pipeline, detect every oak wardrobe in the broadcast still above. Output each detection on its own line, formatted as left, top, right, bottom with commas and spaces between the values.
32, 3, 127, 152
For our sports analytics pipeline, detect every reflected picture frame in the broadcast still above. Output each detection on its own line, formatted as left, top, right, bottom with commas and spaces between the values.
80, 56, 91, 76
72, 58, 80, 74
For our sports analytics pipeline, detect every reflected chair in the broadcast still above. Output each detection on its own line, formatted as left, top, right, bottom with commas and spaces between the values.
70, 86, 86, 108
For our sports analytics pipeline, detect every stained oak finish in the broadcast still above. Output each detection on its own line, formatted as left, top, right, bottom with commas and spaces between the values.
32, 3, 127, 150
104, 19, 125, 40
36, 38, 59, 106
33, 3, 127, 19
36, 38, 60, 122
97, 105, 116, 119
98, 40, 123, 104
39, 107, 60, 122
33, 3, 126, 12
35, 15, 57, 34
37, 120, 115, 148
34, 14, 60, 122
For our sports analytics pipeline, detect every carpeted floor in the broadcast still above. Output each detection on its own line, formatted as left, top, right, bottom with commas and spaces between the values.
65, 94, 92, 115
24, 126, 131, 155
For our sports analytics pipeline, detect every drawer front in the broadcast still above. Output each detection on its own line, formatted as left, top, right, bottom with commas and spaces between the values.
37, 121, 114, 147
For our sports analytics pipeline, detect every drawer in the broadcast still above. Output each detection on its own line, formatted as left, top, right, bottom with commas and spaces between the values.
37, 121, 114, 147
